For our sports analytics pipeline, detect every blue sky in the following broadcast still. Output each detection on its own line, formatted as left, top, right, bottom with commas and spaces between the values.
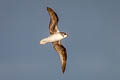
0, 0, 120, 80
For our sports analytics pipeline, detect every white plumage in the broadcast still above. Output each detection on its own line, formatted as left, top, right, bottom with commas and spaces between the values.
40, 7, 68, 73
40, 33, 66, 44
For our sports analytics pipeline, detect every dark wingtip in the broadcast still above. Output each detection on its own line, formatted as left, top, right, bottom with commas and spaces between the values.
61, 61, 66, 74
62, 67, 65, 74
47, 7, 52, 11
62, 70, 65, 74
46, 7, 49, 9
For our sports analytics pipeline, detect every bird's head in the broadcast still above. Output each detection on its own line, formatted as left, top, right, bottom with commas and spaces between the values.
60, 32, 68, 38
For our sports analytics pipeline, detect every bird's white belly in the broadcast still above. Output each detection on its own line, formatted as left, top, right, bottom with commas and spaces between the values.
40, 33, 63, 44
48, 33, 63, 42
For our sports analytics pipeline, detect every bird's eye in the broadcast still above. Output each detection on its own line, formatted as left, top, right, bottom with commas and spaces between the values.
64, 33, 67, 35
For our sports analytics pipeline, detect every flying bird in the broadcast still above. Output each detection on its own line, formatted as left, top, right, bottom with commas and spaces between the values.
40, 7, 68, 73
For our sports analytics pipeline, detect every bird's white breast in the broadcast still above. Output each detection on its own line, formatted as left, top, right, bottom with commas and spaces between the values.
48, 33, 63, 42
40, 33, 64, 44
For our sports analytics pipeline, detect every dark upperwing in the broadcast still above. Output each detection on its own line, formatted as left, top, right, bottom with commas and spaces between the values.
52, 41, 67, 73
47, 7, 59, 35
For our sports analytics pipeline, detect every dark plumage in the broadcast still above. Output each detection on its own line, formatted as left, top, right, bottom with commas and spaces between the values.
47, 7, 67, 73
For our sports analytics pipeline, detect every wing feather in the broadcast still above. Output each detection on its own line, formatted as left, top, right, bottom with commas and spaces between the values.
47, 7, 59, 35
52, 41, 67, 73
47, 7, 67, 73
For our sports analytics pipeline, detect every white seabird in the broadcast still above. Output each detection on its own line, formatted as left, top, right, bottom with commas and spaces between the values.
40, 7, 68, 73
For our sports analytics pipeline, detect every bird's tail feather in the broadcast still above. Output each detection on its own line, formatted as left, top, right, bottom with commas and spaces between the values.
40, 38, 49, 45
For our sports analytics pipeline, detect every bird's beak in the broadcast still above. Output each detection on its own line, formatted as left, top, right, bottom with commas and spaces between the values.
66, 33, 69, 37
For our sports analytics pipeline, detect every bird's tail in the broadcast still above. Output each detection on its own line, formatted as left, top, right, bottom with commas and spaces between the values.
40, 38, 49, 45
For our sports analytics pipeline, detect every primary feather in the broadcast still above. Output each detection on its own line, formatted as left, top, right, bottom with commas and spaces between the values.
40, 7, 68, 73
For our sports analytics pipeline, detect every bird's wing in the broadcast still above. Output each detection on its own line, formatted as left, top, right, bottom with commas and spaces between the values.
47, 7, 59, 35
52, 41, 67, 73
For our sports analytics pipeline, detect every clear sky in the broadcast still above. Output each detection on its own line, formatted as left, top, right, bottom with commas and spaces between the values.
0, 0, 120, 80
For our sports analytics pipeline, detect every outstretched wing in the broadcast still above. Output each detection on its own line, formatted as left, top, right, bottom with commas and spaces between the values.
47, 7, 59, 35
52, 41, 67, 73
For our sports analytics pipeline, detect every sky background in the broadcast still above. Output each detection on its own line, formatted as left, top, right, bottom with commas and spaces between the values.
0, 0, 120, 80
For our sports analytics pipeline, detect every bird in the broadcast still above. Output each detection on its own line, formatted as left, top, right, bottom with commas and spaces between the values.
40, 7, 68, 73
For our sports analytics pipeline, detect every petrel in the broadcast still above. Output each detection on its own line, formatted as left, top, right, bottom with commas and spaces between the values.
40, 7, 68, 73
